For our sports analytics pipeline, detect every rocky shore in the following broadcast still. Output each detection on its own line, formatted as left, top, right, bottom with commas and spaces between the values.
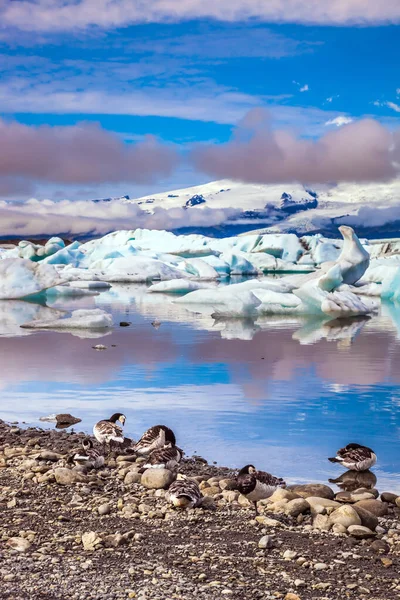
0, 420, 399, 600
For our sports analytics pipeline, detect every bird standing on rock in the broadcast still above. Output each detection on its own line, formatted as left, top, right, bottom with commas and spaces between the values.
93, 413, 126, 453
236, 465, 286, 515
328, 443, 377, 471
133, 425, 176, 455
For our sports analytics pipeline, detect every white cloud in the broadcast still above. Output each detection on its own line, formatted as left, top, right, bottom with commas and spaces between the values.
374, 100, 400, 113
396, 88, 400, 96
0, 198, 238, 238
1, 0, 400, 31
325, 116, 354, 127
299, 84, 309, 92
387, 101, 400, 113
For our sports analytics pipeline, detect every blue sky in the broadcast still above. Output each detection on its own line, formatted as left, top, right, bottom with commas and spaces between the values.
0, 2, 400, 200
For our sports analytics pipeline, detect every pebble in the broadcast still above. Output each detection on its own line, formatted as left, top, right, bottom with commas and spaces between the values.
258, 535, 274, 549
283, 550, 297, 560
314, 563, 328, 570
98, 503, 111, 516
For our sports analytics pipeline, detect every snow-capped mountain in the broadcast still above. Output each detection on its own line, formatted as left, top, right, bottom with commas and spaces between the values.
92, 195, 130, 204
129, 179, 400, 238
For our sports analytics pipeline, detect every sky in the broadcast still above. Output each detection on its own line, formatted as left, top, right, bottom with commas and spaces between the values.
0, 1, 400, 204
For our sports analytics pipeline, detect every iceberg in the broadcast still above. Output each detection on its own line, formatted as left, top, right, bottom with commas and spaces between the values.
21, 308, 113, 331
0, 259, 63, 300
147, 279, 213, 294
381, 266, 400, 302
45, 285, 100, 298
181, 258, 220, 280
89, 256, 184, 282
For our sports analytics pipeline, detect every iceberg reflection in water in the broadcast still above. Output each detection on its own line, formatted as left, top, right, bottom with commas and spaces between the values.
0, 283, 400, 492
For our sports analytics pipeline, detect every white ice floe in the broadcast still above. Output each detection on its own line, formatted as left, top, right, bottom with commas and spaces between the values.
21, 308, 113, 331
0, 259, 63, 300
182, 258, 220, 280
147, 279, 213, 294
90, 256, 184, 282
45, 285, 100, 298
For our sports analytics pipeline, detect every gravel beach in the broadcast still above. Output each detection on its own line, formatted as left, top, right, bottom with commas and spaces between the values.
0, 420, 399, 600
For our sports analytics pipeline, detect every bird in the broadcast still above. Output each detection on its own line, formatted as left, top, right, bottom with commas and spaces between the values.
133, 425, 176, 456
328, 443, 377, 471
167, 477, 203, 509
141, 442, 183, 471
70, 438, 105, 470
93, 413, 126, 453
236, 464, 286, 515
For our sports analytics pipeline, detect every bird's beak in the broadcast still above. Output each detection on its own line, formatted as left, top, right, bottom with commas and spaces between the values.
119, 416, 126, 426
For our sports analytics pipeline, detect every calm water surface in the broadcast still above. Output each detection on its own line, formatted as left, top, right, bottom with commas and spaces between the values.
1, 283, 400, 492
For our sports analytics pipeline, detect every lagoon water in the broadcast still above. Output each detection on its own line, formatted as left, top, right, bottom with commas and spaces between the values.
1, 282, 400, 492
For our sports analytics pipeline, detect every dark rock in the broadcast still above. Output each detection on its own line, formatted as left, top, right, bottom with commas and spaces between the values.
288, 483, 334, 500
381, 492, 398, 504
119, 321, 131, 327
370, 539, 390, 554
55, 414, 81, 427
354, 499, 388, 517
352, 505, 378, 531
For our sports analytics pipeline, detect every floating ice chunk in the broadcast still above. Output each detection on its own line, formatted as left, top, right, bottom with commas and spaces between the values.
45, 285, 100, 297
175, 286, 261, 317
244, 253, 279, 273
182, 257, 220, 280
59, 267, 106, 282
198, 255, 230, 277
210, 291, 261, 318
147, 279, 212, 294
381, 266, 400, 302
254, 289, 304, 315
368, 239, 400, 260
90, 256, 184, 282
0, 259, 63, 300
321, 291, 375, 317
43, 242, 83, 266
363, 260, 400, 284
338, 282, 382, 297
21, 308, 113, 330
335, 226, 370, 285
302, 234, 342, 264
318, 263, 344, 292
251, 233, 303, 262
220, 252, 259, 276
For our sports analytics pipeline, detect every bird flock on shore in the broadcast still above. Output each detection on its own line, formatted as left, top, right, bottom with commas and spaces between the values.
69, 412, 378, 515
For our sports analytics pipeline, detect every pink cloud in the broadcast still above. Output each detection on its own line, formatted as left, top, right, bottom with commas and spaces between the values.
192, 109, 398, 184
0, 119, 178, 189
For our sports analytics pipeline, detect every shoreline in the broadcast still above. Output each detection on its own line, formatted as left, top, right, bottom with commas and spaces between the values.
1, 420, 399, 599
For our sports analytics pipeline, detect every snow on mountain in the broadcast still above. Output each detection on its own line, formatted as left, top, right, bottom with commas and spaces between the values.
92, 195, 130, 204
129, 179, 400, 237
